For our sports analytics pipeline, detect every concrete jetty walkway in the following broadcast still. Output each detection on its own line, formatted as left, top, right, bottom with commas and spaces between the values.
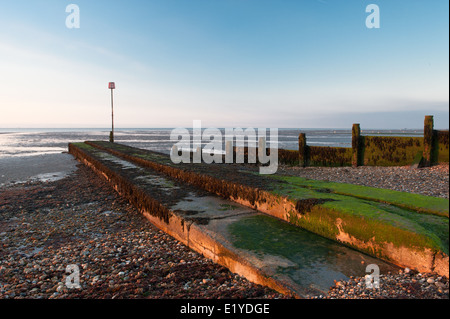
68, 142, 400, 297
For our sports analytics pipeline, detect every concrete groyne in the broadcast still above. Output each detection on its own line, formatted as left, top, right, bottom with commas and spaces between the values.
69, 141, 449, 278
68, 142, 410, 297
68, 142, 300, 296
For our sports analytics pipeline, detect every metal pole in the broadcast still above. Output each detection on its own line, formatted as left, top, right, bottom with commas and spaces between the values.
111, 88, 114, 142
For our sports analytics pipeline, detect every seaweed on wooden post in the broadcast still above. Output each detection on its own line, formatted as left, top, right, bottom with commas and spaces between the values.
298, 133, 307, 167
435, 130, 449, 163
423, 115, 434, 167
352, 124, 361, 167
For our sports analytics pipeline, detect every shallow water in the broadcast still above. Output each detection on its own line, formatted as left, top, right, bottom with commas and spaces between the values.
0, 128, 423, 158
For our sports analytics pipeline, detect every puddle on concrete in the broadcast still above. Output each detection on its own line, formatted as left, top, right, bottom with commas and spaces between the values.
228, 214, 399, 296
171, 194, 254, 220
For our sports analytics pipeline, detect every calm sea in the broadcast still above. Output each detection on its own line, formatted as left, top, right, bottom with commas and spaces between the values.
0, 128, 423, 159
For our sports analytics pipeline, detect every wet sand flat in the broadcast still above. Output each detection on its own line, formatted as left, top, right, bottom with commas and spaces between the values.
0, 153, 78, 187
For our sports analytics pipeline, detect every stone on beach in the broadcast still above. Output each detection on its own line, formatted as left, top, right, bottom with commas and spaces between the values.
0, 165, 284, 300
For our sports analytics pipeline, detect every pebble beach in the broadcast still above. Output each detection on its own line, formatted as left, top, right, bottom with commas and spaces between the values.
0, 158, 448, 299
283, 163, 449, 299
0, 164, 285, 299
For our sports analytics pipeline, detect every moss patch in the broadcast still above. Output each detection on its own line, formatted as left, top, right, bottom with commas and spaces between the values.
70, 142, 95, 150
272, 175, 449, 218
229, 214, 344, 260
266, 175, 448, 255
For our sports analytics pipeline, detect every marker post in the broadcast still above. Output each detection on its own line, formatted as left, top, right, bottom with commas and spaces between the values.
108, 82, 115, 143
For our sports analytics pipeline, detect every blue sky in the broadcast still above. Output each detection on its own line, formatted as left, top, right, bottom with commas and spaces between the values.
0, 0, 448, 128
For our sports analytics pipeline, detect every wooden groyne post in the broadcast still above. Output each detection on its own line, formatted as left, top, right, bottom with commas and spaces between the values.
352, 124, 362, 167
423, 115, 434, 167
298, 133, 307, 167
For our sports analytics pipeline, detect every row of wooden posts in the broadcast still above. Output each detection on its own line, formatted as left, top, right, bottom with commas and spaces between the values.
298, 115, 438, 168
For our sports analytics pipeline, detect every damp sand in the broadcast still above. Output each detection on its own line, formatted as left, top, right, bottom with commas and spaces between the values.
0, 153, 78, 187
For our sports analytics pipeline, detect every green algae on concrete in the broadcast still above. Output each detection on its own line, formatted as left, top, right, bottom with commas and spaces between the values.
71, 142, 96, 150
266, 174, 449, 259
272, 175, 449, 217
228, 214, 398, 296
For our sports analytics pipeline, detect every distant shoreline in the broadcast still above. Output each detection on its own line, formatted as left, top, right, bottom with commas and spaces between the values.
0, 127, 427, 131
